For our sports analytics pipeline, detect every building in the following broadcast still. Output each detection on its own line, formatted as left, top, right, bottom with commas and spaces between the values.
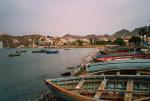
0, 41, 3, 48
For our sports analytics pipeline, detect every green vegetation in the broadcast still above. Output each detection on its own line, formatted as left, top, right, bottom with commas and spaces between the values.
75, 39, 84, 46
113, 37, 126, 46
129, 36, 141, 45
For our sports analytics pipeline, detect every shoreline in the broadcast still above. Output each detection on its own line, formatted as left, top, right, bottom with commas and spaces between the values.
3, 45, 117, 49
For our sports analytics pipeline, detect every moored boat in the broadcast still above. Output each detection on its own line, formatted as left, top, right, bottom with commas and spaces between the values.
45, 75, 150, 101
8, 53, 20, 57
32, 49, 46, 53
45, 50, 59, 54
16, 50, 27, 53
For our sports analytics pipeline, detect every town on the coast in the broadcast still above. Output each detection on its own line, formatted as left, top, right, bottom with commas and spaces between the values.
1, 25, 150, 101
1, 26, 150, 49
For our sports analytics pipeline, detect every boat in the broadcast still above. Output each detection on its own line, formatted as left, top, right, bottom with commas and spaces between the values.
32, 49, 46, 53
73, 59, 150, 76
8, 53, 20, 57
16, 50, 26, 53
45, 50, 59, 54
93, 53, 150, 62
44, 75, 150, 101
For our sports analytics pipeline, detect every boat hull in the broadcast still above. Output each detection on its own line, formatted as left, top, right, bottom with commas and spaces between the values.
8, 53, 20, 57
45, 75, 150, 101
46, 80, 98, 101
45, 50, 59, 54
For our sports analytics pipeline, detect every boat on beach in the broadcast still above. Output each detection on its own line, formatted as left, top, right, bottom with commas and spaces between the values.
73, 59, 150, 76
44, 46, 150, 101
44, 75, 150, 101
93, 53, 150, 62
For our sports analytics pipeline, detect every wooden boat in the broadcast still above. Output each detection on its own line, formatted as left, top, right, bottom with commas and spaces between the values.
73, 59, 150, 76
45, 50, 59, 54
45, 75, 150, 101
8, 53, 20, 57
16, 50, 26, 53
32, 49, 46, 53
94, 53, 150, 62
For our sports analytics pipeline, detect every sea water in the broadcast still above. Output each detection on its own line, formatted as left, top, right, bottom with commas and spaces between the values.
0, 48, 94, 101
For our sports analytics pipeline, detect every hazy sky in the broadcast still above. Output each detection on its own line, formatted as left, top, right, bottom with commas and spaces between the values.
0, 0, 150, 36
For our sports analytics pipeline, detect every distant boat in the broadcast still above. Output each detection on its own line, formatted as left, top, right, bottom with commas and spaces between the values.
45, 50, 59, 54
8, 53, 20, 57
44, 75, 150, 101
32, 49, 46, 53
16, 50, 26, 53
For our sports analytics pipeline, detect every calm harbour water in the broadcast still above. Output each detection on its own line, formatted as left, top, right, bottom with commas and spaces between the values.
0, 48, 94, 101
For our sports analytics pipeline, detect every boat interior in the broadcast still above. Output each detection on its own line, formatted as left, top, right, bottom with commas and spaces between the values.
46, 75, 150, 101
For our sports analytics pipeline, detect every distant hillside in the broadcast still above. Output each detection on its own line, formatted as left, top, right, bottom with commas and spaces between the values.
63, 34, 85, 39
0, 33, 8, 35
112, 29, 132, 38
132, 26, 149, 36
112, 26, 150, 38
63, 34, 112, 39
0, 34, 42, 47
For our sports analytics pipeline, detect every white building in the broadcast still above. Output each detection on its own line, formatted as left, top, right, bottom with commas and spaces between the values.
0, 41, 3, 48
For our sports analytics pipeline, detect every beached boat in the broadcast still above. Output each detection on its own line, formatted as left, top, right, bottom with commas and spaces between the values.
73, 59, 150, 76
45, 50, 59, 54
45, 75, 150, 101
87, 59, 150, 72
8, 53, 20, 57
93, 53, 150, 62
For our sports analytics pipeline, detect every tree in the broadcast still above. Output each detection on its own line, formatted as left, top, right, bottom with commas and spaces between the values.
113, 37, 125, 46
75, 40, 84, 46
129, 36, 141, 45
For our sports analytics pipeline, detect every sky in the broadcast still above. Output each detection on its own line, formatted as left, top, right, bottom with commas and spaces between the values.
0, 0, 150, 36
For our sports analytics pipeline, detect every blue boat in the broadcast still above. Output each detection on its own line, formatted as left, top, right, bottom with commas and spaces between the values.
32, 48, 46, 53
45, 50, 59, 54
44, 75, 150, 101
8, 53, 20, 57
86, 59, 150, 75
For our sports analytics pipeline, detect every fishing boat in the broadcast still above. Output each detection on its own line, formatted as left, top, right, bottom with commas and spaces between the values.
45, 75, 150, 101
45, 50, 59, 54
73, 59, 150, 76
16, 50, 26, 53
32, 49, 46, 53
93, 53, 150, 62
8, 53, 20, 57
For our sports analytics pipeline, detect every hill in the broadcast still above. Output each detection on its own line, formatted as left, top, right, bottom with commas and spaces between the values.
112, 29, 132, 38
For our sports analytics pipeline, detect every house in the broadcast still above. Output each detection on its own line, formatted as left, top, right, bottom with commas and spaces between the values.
0, 41, 3, 48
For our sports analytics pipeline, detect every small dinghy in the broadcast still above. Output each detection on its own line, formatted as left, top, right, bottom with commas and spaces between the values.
8, 53, 20, 57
